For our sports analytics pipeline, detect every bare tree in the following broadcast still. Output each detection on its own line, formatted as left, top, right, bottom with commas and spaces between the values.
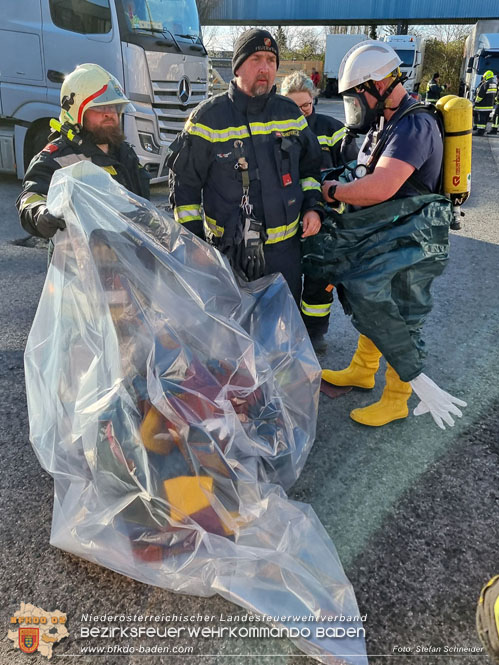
430, 24, 473, 44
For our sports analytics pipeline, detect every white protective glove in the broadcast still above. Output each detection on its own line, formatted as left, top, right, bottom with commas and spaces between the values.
410, 373, 467, 430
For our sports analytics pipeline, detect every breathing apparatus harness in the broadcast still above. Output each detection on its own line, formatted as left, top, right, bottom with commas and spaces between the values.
231, 140, 267, 282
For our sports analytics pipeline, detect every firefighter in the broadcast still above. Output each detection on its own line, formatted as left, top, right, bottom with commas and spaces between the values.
281, 70, 357, 352
474, 70, 497, 136
17, 63, 150, 240
425, 72, 446, 103
167, 29, 324, 304
487, 72, 499, 135
319, 41, 465, 428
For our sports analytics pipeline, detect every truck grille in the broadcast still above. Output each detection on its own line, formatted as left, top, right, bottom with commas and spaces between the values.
152, 80, 208, 143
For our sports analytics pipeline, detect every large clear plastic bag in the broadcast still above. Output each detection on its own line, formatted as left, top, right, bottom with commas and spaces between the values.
25, 162, 367, 664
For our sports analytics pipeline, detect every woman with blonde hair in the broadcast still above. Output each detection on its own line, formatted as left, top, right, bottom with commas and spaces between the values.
281, 70, 357, 352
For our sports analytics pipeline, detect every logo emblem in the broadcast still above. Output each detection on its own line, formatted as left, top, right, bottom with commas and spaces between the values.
178, 76, 191, 105
19, 627, 39, 654
452, 175, 460, 186
264, 37, 272, 47
8, 603, 68, 659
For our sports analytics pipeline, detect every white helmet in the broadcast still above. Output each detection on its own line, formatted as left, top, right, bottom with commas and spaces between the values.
338, 41, 402, 93
60, 63, 133, 127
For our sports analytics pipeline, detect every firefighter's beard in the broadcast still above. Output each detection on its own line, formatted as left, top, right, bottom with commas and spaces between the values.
251, 77, 272, 96
84, 122, 125, 147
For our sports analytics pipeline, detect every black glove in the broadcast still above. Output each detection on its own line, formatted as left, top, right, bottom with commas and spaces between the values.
34, 205, 66, 238
225, 244, 249, 282
239, 217, 267, 281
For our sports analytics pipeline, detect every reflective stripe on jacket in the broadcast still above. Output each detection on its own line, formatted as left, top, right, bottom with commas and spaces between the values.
17, 133, 150, 237
168, 80, 323, 249
475, 78, 498, 110
306, 110, 357, 170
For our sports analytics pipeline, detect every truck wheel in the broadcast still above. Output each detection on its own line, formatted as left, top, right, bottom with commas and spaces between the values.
24, 120, 52, 171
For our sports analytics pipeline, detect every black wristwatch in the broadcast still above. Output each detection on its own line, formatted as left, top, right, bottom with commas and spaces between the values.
327, 184, 338, 202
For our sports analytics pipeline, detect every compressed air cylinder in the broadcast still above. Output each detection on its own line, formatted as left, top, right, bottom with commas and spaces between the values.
436, 95, 473, 207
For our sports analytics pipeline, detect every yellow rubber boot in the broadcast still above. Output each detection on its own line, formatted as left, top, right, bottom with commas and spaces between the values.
350, 364, 412, 426
322, 334, 381, 389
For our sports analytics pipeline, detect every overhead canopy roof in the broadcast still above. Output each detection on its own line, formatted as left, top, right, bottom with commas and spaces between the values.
202, 0, 499, 25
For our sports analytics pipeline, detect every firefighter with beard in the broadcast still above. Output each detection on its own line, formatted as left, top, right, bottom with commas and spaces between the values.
17, 63, 150, 240
167, 29, 323, 304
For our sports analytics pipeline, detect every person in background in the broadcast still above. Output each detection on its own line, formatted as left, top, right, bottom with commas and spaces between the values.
425, 72, 447, 104
281, 70, 357, 353
474, 70, 497, 135
490, 74, 499, 134
311, 67, 321, 106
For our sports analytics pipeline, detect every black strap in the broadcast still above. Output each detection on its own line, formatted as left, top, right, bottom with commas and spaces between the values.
368, 102, 444, 195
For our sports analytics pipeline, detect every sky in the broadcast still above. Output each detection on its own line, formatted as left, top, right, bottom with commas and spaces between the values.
201, 24, 473, 52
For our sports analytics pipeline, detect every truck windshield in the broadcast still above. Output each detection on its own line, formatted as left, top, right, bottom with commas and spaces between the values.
118, 0, 201, 40
394, 49, 415, 68
478, 54, 499, 75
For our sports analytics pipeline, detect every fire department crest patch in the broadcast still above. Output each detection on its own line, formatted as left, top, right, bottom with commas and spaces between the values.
19, 627, 39, 654
8, 602, 68, 659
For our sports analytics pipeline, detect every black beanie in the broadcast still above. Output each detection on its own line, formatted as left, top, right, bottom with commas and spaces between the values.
232, 29, 279, 74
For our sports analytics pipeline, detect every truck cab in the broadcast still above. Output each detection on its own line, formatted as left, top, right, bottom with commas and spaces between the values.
0, 0, 208, 182
463, 34, 499, 100
384, 35, 425, 95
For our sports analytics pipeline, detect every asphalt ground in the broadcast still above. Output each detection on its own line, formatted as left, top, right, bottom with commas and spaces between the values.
1, 101, 499, 665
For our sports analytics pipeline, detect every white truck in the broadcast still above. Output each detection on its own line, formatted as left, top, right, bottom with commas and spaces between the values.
460, 20, 499, 100
0, 0, 209, 182
324, 33, 368, 97
384, 34, 425, 95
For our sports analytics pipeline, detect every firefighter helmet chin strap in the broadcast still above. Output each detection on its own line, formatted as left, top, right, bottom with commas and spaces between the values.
363, 72, 402, 117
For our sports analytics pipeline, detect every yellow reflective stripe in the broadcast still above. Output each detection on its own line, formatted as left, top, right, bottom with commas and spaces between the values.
102, 165, 117, 175
317, 127, 346, 147
265, 214, 300, 245
301, 301, 332, 317
300, 177, 321, 192
249, 116, 307, 135
20, 193, 46, 210
204, 215, 224, 238
185, 119, 250, 143
174, 204, 202, 223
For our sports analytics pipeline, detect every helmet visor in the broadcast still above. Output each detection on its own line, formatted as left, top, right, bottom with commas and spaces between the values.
90, 103, 135, 114
343, 93, 366, 131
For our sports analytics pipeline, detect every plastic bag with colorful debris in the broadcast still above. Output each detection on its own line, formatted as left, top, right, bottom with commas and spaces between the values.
24, 161, 367, 665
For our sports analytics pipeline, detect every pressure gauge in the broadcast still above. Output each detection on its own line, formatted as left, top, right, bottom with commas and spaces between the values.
354, 164, 369, 179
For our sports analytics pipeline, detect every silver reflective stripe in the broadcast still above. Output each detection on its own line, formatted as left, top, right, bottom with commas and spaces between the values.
300, 177, 321, 192
317, 127, 346, 147
174, 205, 202, 223
54, 154, 91, 168
266, 214, 300, 245
300, 301, 332, 317
204, 215, 224, 238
